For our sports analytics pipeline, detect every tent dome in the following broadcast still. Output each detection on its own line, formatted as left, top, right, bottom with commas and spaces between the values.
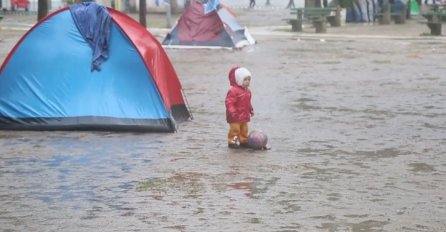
162, 1, 255, 49
0, 4, 191, 132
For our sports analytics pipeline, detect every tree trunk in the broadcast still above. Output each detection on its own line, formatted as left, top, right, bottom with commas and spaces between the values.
171, 0, 178, 13
165, 0, 172, 28
37, 0, 48, 21
139, 0, 147, 28
305, 0, 321, 7
184, 0, 191, 8
305, 0, 322, 7
286, 0, 295, 8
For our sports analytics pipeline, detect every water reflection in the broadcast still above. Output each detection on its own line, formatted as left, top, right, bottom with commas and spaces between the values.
1, 33, 446, 232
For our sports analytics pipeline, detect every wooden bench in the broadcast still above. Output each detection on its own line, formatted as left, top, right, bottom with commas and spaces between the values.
420, 4, 446, 35
285, 7, 341, 33
424, 3, 446, 15
421, 11, 446, 35
375, 3, 407, 24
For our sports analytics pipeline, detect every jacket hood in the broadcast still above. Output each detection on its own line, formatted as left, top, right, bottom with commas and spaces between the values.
228, 66, 239, 86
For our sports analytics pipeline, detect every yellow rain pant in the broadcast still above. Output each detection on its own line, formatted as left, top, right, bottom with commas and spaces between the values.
227, 122, 249, 144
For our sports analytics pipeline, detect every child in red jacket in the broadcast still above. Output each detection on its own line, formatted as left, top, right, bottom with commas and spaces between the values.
225, 66, 254, 149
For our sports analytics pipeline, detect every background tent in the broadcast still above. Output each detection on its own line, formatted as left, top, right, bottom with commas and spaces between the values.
162, 0, 255, 49
0, 3, 191, 132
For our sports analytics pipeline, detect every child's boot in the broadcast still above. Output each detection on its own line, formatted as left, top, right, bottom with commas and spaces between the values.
228, 136, 239, 149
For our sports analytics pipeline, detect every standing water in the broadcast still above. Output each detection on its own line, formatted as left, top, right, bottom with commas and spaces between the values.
0, 6, 445, 232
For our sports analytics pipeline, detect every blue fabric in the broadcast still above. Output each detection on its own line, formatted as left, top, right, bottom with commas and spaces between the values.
70, 2, 112, 72
0, 11, 168, 120
204, 0, 220, 14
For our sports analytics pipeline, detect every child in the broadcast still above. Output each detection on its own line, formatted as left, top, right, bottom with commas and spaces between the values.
225, 66, 254, 149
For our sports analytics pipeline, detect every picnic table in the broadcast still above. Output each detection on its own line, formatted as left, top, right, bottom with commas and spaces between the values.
421, 5, 446, 35
285, 7, 341, 33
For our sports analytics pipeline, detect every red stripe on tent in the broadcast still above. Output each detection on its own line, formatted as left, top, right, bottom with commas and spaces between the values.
220, 3, 236, 18
109, 9, 185, 112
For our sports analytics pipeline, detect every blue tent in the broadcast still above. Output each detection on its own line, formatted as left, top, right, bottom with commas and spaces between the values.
0, 4, 191, 132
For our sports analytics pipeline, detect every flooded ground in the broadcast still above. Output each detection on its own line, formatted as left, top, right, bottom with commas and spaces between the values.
1, 7, 446, 232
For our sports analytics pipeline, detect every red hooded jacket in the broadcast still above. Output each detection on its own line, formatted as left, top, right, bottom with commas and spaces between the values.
225, 66, 253, 123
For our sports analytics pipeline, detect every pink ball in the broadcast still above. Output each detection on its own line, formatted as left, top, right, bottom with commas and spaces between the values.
247, 130, 268, 149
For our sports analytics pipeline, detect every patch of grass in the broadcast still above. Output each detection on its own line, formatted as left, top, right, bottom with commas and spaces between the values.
136, 178, 162, 191
371, 60, 392, 64
274, 27, 292, 33
419, 32, 433, 36
321, 60, 341, 64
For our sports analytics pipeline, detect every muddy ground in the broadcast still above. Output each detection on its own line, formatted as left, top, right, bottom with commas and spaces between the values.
0, 7, 445, 232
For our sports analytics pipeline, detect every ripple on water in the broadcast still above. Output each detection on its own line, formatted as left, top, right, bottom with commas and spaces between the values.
407, 162, 435, 172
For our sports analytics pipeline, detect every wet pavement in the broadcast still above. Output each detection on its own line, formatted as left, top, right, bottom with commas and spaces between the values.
1, 7, 446, 232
